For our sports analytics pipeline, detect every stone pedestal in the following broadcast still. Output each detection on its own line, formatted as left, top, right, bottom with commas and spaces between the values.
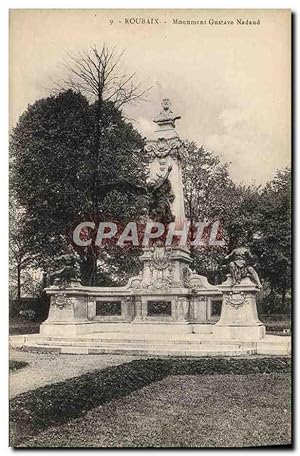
213, 275, 265, 340
40, 291, 91, 336
138, 246, 192, 290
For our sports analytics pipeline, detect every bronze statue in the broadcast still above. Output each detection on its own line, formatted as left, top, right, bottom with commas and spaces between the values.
225, 246, 262, 289
97, 165, 175, 225
146, 165, 175, 224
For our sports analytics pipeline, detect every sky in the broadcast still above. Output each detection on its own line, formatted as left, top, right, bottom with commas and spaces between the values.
9, 9, 291, 185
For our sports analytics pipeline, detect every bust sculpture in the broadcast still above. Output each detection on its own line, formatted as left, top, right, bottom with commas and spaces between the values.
153, 98, 181, 127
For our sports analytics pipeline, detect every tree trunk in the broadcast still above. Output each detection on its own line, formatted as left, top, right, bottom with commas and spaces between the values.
42, 271, 48, 289
89, 254, 98, 286
281, 282, 287, 308
17, 264, 21, 303
80, 254, 98, 286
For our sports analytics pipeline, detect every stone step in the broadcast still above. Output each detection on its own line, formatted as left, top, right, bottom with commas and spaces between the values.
20, 336, 256, 350
17, 334, 256, 347
10, 334, 291, 356
29, 340, 249, 351
22, 342, 257, 357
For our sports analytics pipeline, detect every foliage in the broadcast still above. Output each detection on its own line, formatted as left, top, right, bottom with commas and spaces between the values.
11, 45, 149, 288
252, 168, 291, 304
182, 142, 235, 224
10, 90, 145, 285
182, 142, 262, 283
182, 142, 291, 306
9, 319, 41, 335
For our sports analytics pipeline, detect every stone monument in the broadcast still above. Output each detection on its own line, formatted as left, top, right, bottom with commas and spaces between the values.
39, 99, 220, 338
12, 99, 290, 356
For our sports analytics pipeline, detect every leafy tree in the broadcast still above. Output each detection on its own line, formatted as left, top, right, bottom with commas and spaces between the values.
182, 142, 235, 225
11, 45, 149, 287
182, 142, 291, 310
252, 168, 291, 308
10, 90, 145, 285
182, 142, 246, 282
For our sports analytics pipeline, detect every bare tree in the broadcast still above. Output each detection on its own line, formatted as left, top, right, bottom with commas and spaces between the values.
58, 45, 150, 109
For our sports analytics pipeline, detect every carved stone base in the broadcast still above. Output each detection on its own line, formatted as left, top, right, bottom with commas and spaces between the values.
214, 276, 265, 340
41, 245, 222, 338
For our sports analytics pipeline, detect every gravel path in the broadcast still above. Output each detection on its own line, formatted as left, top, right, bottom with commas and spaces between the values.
9, 348, 137, 398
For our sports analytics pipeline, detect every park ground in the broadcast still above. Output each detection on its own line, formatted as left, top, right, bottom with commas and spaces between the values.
9, 347, 292, 448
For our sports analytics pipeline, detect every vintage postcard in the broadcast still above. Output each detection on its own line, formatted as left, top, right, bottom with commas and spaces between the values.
9, 9, 291, 448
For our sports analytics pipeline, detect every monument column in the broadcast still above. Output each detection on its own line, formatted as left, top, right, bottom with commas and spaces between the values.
145, 98, 186, 231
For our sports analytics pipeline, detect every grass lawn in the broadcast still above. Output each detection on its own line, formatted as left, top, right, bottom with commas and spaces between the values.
10, 357, 291, 448
25, 373, 291, 448
9, 319, 41, 335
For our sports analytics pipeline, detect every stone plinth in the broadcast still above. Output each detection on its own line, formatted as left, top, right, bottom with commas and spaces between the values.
213, 275, 266, 340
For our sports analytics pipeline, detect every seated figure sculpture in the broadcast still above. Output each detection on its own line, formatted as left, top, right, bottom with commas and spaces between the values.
225, 246, 262, 289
